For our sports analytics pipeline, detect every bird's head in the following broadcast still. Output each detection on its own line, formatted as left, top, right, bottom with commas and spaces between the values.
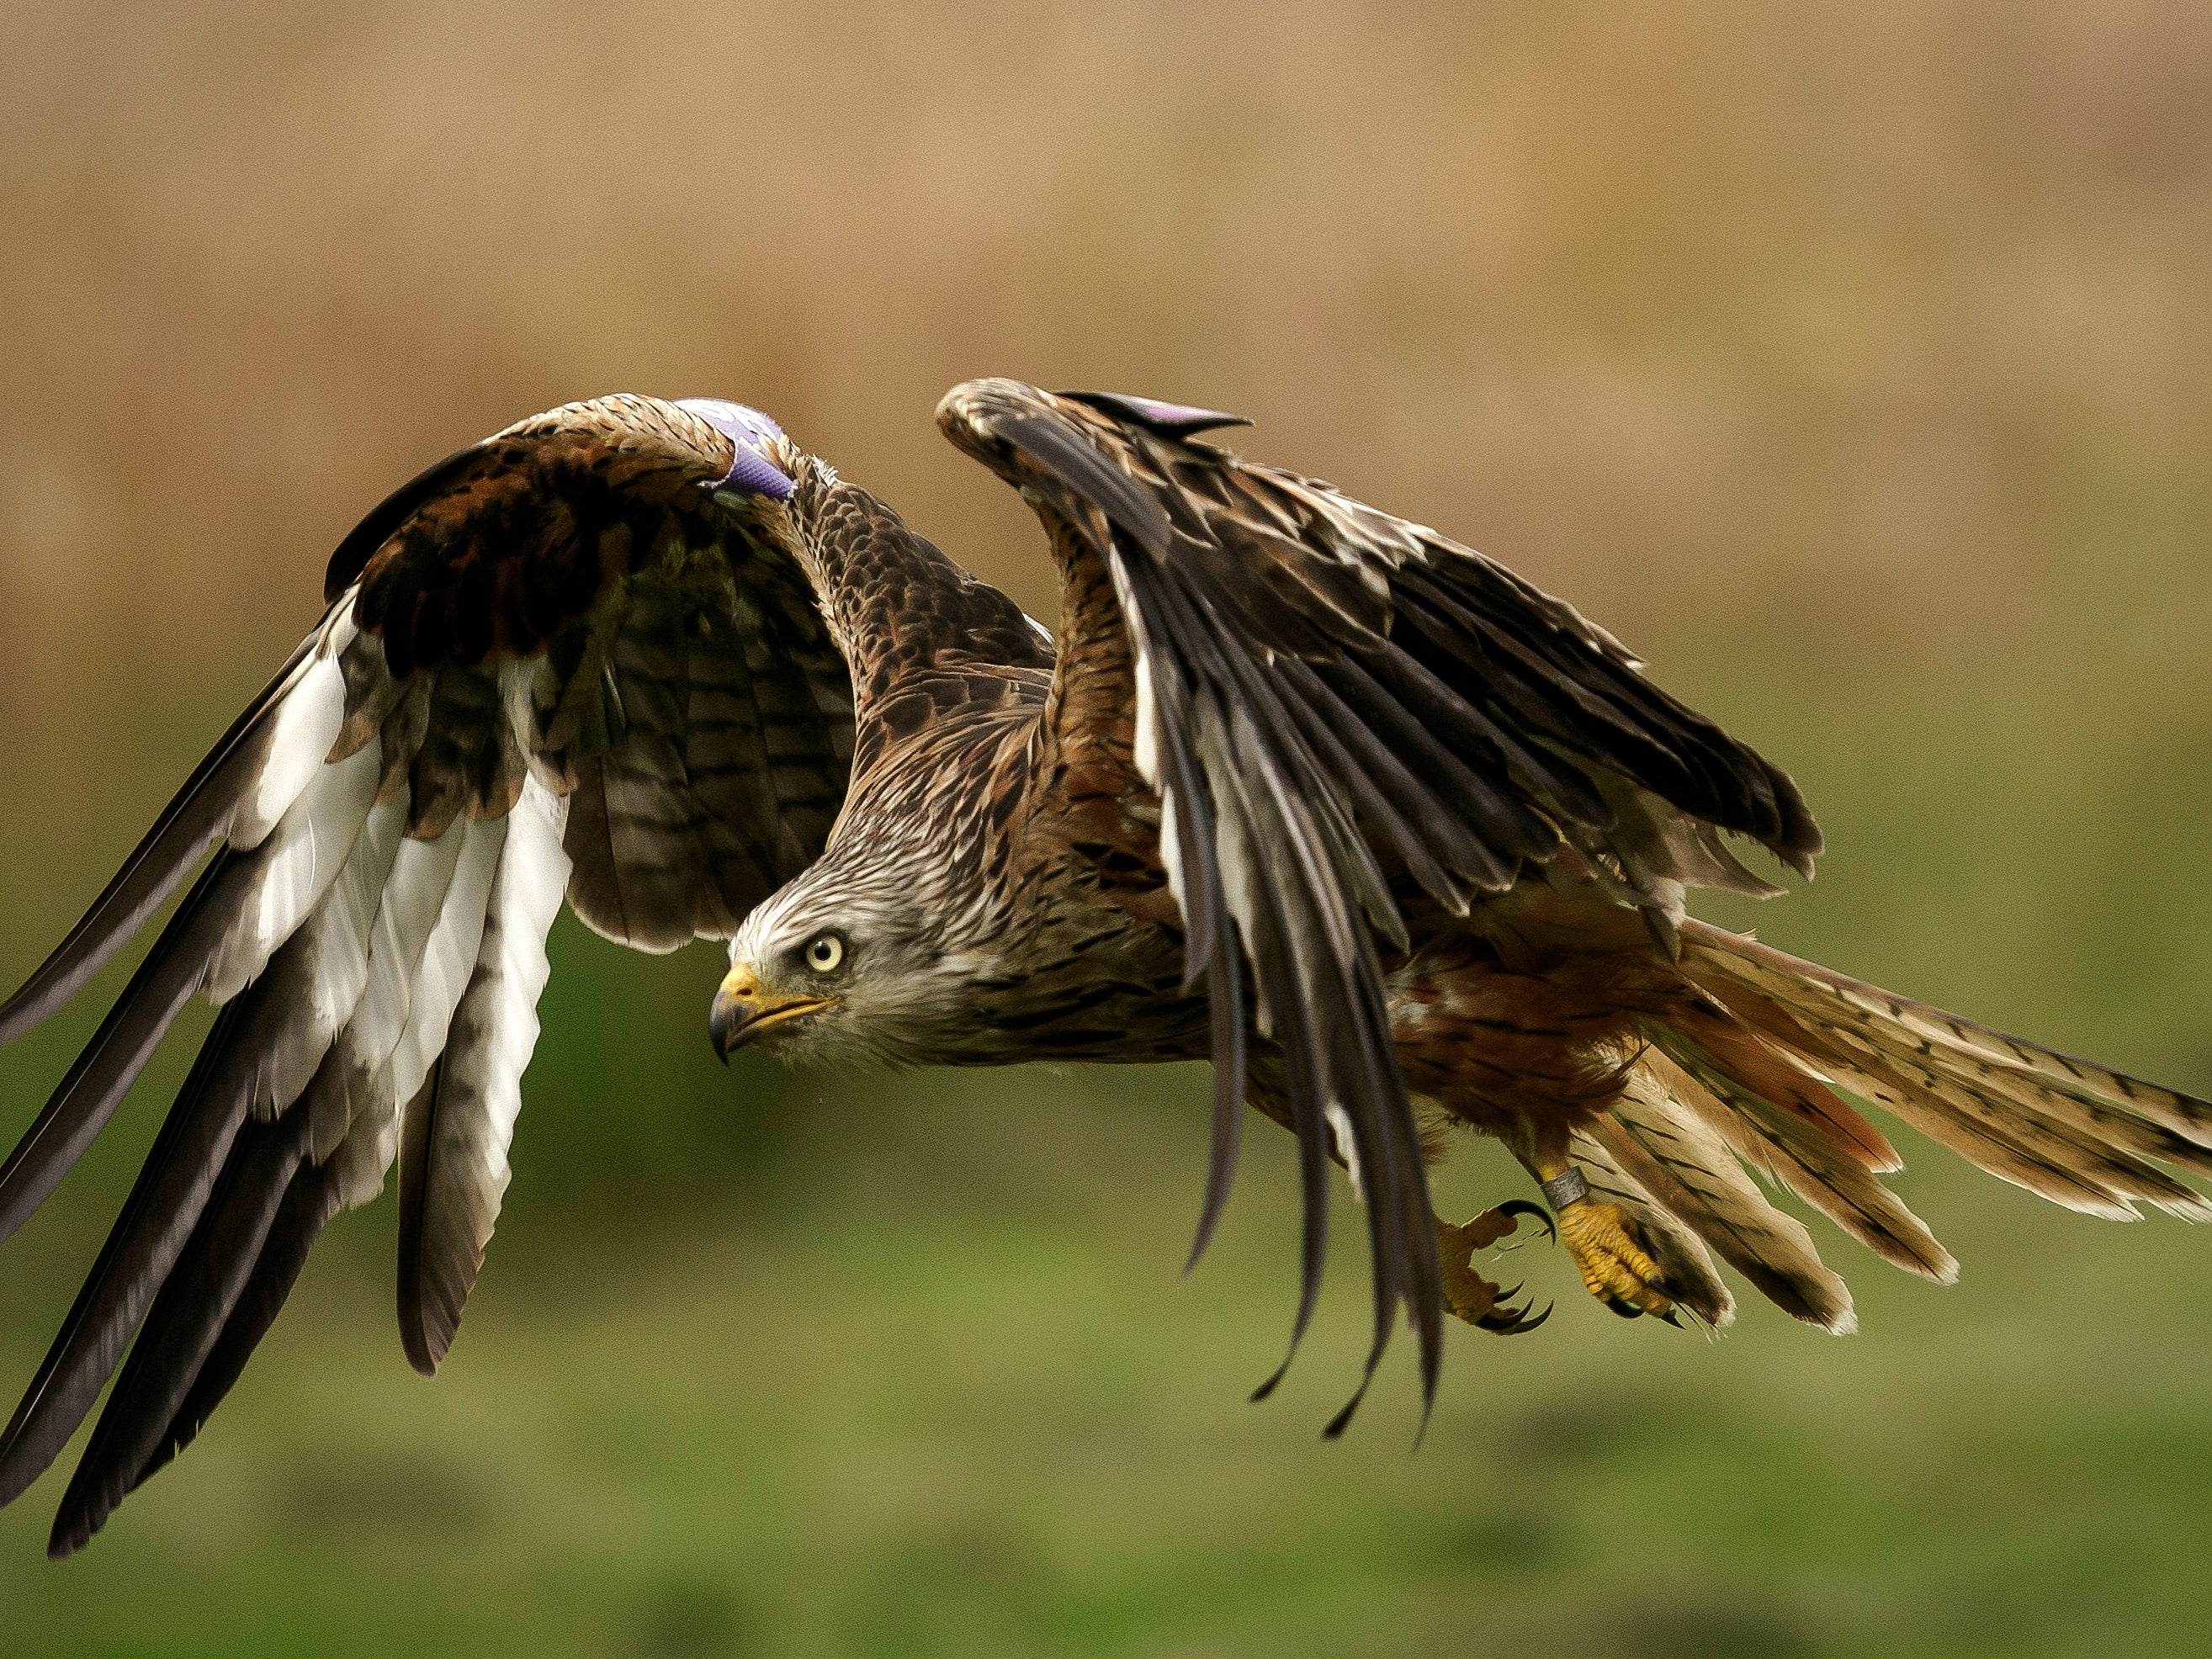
710, 854, 992, 1068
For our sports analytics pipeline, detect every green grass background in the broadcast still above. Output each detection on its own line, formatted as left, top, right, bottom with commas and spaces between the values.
3, 4, 2211, 1653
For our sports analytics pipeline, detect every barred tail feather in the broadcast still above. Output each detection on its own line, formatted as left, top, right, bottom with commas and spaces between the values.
1646, 920, 2212, 1324
1596, 1067, 1855, 1333
1682, 926, 2212, 1221
1567, 1126, 1732, 1328
1636, 1031, 1958, 1285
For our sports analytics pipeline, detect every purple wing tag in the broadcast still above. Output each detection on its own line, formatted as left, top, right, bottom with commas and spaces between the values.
1058, 390, 1253, 437
676, 397, 796, 501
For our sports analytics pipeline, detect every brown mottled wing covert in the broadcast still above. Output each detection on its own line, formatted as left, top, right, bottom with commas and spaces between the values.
939, 378, 1822, 1428
326, 395, 857, 943
0, 395, 865, 1554
793, 475, 1055, 777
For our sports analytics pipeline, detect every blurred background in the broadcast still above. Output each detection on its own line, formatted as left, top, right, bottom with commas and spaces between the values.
2, 3, 2210, 1654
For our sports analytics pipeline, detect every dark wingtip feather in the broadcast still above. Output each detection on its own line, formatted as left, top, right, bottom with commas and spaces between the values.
395, 1059, 447, 1378
1055, 389, 1253, 439
1322, 1379, 1371, 1440
123, 1158, 342, 1504
44, 1112, 309, 1556
1182, 925, 1248, 1275
0, 992, 255, 1510
0, 629, 316, 1050
0, 855, 237, 1252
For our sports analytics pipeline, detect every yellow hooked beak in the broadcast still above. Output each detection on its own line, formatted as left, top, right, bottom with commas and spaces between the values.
708, 963, 835, 1061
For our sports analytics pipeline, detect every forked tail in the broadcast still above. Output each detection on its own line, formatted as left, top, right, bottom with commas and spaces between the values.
1583, 919, 2212, 1332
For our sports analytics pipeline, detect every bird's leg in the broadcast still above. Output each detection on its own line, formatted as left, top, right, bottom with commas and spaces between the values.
1435, 1206, 1551, 1333
1524, 1130, 1675, 1322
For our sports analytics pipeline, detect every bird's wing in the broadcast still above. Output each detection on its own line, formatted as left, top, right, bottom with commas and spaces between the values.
0, 395, 860, 1555
937, 379, 1821, 1426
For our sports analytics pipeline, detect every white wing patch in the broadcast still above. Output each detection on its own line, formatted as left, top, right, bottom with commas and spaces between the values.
395, 775, 573, 1372
203, 735, 381, 1003
383, 814, 508, 1111
230, 620, 350, 850
0, 395, 877, 1549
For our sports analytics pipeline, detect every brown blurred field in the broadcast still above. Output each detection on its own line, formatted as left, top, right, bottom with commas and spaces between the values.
3, 4, 2211, 1655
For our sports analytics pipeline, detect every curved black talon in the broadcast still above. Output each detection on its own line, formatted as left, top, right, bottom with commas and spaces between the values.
1603, 1296, 1645, 1319
1493, 1198, 1557, 1243
1440, 1206, 1564, 1335
1476, 1284, 1552, 1334
1480, 1296, 1551, 1335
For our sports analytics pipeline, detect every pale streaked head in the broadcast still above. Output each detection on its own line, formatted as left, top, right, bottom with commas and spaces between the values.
709, 853, 986, 1068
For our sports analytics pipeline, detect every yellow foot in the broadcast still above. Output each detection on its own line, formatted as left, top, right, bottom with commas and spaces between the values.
1435, 1205, 1552, 1334
1557, 1198, 1676, 1322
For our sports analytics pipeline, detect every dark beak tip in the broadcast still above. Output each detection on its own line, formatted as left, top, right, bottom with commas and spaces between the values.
708, 997, 740, 1064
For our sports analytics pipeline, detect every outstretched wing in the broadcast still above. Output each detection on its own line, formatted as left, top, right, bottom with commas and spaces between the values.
938, 379, 1822, 1427
0, 395, 857, 1554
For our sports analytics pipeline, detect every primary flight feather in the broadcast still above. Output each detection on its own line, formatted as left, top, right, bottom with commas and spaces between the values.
3, 382, 2207, 1556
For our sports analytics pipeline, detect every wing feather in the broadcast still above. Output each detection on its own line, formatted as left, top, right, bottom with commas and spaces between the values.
939, 377, 1827, 1418
0, 676, 380, 1248
124, 1155, 344, 1503
397, 776, 571, 1375
0, 631, 326, 1045
47, 1106, 316, 1558
0, 394, 870, 1547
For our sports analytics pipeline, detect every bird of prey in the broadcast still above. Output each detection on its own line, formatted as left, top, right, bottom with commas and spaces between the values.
3, 382, 2209, 1558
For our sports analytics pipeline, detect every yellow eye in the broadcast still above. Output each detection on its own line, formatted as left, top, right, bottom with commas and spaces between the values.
804, 934, 845, 973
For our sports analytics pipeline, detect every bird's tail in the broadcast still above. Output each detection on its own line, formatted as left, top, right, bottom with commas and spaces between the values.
1585, 919, 2212, 1332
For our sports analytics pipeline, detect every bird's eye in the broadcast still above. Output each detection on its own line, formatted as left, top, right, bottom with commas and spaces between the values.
804, 934, 845, 973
